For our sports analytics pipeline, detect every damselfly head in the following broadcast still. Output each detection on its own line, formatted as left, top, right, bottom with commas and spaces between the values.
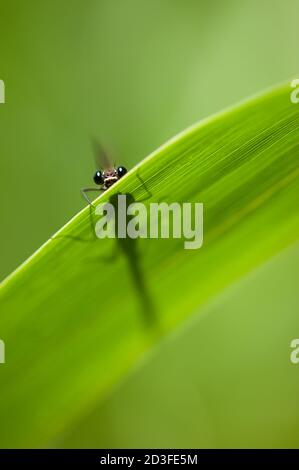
93, 166, 127, 189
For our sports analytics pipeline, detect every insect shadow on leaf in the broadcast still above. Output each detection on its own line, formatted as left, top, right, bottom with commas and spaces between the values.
106, 190, 158, 329
54, 172, 160, 331
96, 172, 159, 330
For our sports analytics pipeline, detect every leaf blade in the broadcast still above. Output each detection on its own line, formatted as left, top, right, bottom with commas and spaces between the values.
0, 82, 298, 447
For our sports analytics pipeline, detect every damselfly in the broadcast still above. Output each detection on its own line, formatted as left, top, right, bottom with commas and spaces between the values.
81, 140, 127, 205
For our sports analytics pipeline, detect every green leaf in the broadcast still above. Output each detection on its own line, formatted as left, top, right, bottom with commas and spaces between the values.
0, 82, 298, 447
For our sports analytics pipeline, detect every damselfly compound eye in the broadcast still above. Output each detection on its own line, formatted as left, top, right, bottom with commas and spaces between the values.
93, 170, 104, 185
117, 166, 127, 178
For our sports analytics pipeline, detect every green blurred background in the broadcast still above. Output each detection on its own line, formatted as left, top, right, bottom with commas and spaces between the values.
0, 0, 298, 448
